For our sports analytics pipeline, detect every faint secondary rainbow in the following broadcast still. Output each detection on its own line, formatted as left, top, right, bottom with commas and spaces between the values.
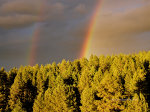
80, 0, 103, 58
28, 1, 46, 66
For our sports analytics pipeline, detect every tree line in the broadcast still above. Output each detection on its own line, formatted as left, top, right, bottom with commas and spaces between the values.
0, 51, 150, 112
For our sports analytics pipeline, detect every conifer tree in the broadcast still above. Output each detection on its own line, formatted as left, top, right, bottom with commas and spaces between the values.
0, 67, 8, 111
123, 93, 148, 112
78, 68, 90, 93
80, 87, 96, 112
94, 71, 125, 111
9, 67, 37, 111
0, 51, 150, 111
89, 55, 99, 70
12, 100, 26, 112
33, 92, 45, 112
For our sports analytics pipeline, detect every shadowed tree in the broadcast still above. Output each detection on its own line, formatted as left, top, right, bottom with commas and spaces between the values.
0, 67, 9, 111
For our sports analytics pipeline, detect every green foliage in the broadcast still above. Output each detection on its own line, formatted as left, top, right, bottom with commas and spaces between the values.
0, 51, 150, 111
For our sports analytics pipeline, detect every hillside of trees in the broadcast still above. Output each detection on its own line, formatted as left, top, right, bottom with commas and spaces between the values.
0, 51, 150, 112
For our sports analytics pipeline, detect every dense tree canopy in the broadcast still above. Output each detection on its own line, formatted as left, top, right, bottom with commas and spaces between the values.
0, 51, 150, 111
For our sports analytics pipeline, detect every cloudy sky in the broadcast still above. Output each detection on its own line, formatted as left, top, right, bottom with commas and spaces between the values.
0, 0, 150, 70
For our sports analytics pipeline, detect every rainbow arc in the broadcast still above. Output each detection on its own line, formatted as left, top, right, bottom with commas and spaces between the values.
29, 1, 46, 66
80, 0, 103, 58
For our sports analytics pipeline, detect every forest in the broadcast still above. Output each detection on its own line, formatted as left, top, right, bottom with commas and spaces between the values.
0, 51, 150, 112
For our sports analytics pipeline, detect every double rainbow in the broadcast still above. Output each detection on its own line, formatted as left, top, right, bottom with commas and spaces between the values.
29, 0, 103, 66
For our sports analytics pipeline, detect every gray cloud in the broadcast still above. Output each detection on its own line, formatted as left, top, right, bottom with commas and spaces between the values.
0, 0, 42, 15
0, 0, 66, 29
95, 3, 150, 38
89, 3, 150, 56
45, 2, 66, 21
0, 15, 39, 29
74, 4, 86, 14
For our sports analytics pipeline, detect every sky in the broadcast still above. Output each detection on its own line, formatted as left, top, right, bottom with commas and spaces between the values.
0, 0, 150, 70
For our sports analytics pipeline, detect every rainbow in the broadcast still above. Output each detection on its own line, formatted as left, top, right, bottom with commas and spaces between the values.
28, 0, 103, 65
29, 1, 46, 66
80, 0, 103, 58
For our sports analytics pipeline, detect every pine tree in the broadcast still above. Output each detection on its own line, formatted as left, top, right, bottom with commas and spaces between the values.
80, 87, 96, 112
94, 71, 125, 111
0, 67, 8, 111
9, 67, 37, 111
0, 51, 150, 111
33, 92, 45, 112
123, 93, 148, 112
12, 100, 26, 112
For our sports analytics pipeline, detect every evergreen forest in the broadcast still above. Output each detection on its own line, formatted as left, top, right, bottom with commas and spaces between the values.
0, 51, 150, 112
